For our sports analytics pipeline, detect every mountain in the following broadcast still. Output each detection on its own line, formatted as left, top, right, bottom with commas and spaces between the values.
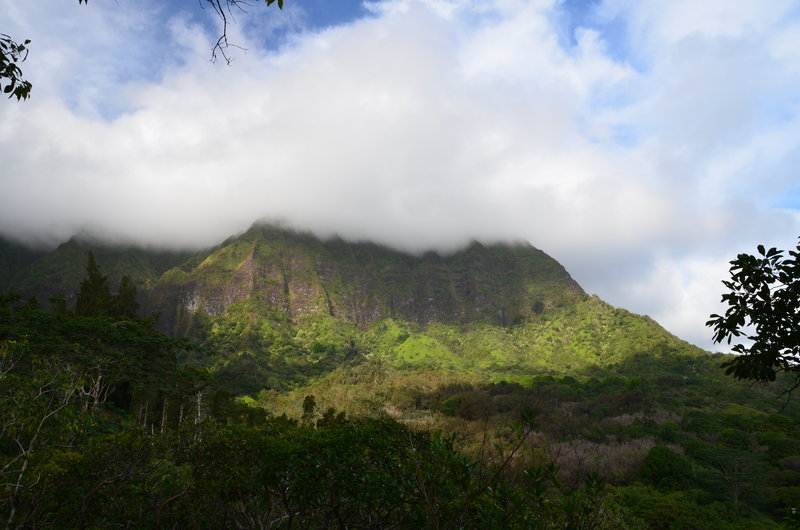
1, 222, 705, 394
151, 224, 708, 393
146, 223, 585, 333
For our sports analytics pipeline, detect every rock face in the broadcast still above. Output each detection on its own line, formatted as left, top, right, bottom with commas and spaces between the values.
144, 224, 586, 336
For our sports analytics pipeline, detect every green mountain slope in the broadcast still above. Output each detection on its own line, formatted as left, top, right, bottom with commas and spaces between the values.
135, 223, 705, 394
148, 223, 584, 332
1, 222, 707, 395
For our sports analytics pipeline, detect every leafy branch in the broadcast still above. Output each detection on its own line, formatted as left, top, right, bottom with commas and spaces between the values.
0, 34, 32, 100
707, 240, 800, 393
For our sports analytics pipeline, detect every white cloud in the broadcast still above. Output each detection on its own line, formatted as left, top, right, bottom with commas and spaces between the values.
1, 0, 799, 350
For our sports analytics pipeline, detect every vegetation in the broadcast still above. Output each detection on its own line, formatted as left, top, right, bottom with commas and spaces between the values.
708, 240, 800, 394
0, 294, 637, 528
2, 234, 800, 527
3, 289, 799, 527
73, 251, 139, 320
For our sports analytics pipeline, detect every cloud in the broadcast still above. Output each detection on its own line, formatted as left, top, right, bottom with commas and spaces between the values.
1, 0, 799, 349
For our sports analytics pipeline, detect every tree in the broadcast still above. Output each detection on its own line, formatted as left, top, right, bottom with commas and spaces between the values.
1, 0, 285, 101
0, 341, 84, 528
641, 445, 691, 490
75, 254, 139, 320
301, 394, 316, 426
75, 251, 111, 317
110, 275, 138, 320
707, 240, 800, 393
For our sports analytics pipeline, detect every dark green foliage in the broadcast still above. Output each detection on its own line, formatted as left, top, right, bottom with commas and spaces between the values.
708, 240, 800, 391
73, 253, 139, 320
163, 418, 630, 529
0, 343, 86, 527
0, 293, 201, 425
189, 419, 428, 528
109, 275, 138, 319
212, 352, 275, 395
48, 295, 68, 315
301, 394, 316, 425
75, 251, 111, 317
43, 429, 162, 527
642, 446, 692, 489
0, 237, 44, 291
624, 490, 732, 530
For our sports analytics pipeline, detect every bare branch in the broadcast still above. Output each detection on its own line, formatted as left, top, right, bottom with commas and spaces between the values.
201, 0, 282, 64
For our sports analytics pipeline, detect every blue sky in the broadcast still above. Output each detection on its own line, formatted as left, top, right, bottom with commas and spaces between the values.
1, 0, 799, 350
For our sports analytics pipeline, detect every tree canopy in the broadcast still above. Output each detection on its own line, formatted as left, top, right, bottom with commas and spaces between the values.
74, 251, 111, 317
707, 239, 800, 393
74, 251, 139, 319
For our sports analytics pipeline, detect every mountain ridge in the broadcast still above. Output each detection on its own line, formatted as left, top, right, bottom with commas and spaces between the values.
146, 223, 586, 335
1, 222, 706, 395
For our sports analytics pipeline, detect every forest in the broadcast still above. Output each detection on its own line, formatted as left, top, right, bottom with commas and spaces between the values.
1, 248, 800, 528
